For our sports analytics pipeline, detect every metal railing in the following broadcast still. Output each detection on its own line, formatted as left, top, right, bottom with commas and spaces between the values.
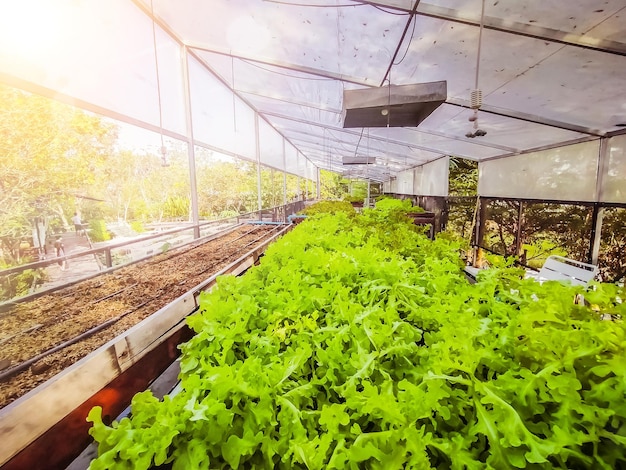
0, 200, 309, 305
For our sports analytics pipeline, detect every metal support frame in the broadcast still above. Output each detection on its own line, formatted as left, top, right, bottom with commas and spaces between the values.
182, 45, 201, 238
255, 113, 263, 214
297, 176, 302, 200
186, 42, 378, 87
317, 167, 321, 200
515, 200, 524, 258
589, 137, 611, 264
282, 138, 288, 207
446, 98, 605, 137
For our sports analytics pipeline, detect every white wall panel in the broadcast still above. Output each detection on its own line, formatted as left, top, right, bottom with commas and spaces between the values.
285, 145, 299, 176
479, 141, 600, 201
601, 135, 626, 203
413, 157, 449, 196
188, 57, 255, 160
0, 0, 185, 134
396, 170, 415, 195
259, 119, 284, 170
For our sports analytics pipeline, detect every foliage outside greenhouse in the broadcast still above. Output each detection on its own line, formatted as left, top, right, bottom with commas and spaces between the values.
88, 202, 625, 469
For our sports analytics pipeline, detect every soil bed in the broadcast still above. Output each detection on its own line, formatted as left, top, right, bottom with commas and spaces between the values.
0, 224, 280, 408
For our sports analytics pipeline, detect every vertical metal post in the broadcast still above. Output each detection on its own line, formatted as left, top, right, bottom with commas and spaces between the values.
182, 45, 200, 238
515, 200, 524, 258
316, 167, 321, 200
297, 176, 301, 200
283, 139, 287, 207
590, 137, 609, 265
473, 197, 487, 267
255, 113, 263, 215
588, 204, 604, 265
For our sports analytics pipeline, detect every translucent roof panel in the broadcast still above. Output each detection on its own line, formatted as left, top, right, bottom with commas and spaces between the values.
149, 0, 409, 85
484, 46, 626, 132
199, 52, 348, 116
417, 104, 591, 156
423, 1, 626, 40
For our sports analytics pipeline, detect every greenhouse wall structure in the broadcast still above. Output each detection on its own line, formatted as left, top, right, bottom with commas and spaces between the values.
0, 0, 625, 278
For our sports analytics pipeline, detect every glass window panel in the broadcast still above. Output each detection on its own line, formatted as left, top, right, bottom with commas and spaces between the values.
261, 166, 283, 209
306, 160, 318, 182
297, 154, 308, 179
478, 141, 600, 201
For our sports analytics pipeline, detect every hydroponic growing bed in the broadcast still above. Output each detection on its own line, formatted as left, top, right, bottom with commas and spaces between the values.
0, 224, 281, 409
0, 223, 290, 470
86, 202, 625, 469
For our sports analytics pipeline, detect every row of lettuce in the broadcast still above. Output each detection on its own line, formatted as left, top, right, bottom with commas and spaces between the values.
88, 200, 625, 469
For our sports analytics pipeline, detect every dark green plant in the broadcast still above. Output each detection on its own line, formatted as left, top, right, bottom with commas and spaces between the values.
88, 220, 111, 242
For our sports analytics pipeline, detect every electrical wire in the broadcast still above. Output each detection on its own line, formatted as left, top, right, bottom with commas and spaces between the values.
264, 0, 359, 7
380, 0, 420, 86
474, 0, 485, 91
263, 0, 409, 15
149, 0, 167, 166
393, 14, 417, 66
370, 4, 410, 16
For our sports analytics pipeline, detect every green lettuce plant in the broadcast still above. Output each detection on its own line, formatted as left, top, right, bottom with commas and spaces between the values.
87, 207, 626, 470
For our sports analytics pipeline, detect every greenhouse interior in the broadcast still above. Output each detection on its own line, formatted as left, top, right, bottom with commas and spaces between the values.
0, 0, 625, 468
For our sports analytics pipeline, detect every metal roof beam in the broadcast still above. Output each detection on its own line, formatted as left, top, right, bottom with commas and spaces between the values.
259, 110, 519, 160
282, 128, 433, 163
479, 135, 600, 163
186, 42, 378, 87
239, 90, 343, 114
244, 91, 518, 152
262, 110, 494, 160
446, 97, 605, 137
